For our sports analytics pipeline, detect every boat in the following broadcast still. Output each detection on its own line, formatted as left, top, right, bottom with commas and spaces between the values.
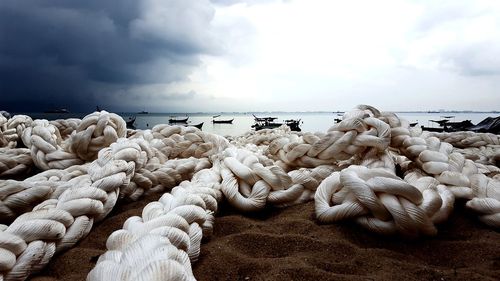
126, 116, 136, 128
469, 116, 500, 134
168, 117, 189, 123
429, 119, 450, 126
184, 122, 203, 130
422, 119, 475, 133
420, 126, 445, 132
409, 122, 418, 127
44, 108, 69, 113
212, 115, 234, 124
137, 110, 148, 114
252, 118, 301, 132
252, 114, 277, 122
213, 118, 234, 124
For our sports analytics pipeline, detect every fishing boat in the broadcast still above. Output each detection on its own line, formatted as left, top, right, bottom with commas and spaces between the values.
126, 116, 136, 128
44, 108, 69, 114
429, 119, 450, 126
422, 117, 475, 133
252, 114, 277, 122
184, 122, 203, 130
212, 115, 234, 124
168, 116, 189, 123
252, 116, 301, 132
420, 126, 445, 132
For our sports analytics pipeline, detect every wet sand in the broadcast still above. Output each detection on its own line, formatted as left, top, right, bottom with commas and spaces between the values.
31, 195, 500, 281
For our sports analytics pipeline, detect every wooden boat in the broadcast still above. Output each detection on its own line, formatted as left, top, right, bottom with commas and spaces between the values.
213, 119, 234, 124
253, 114, 277, 122
184, 122, 203, 130
169, 117, 189, 123
252, 119, 301, 132
420, 126, 445, 132
212, 116, 234, 124
429, 119, 449, 126
44, 108, 69, 113
126, 116, 136, 128
409, 122, 418, 127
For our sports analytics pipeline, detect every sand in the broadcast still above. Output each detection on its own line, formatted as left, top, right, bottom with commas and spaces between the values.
30, 195, 500, 281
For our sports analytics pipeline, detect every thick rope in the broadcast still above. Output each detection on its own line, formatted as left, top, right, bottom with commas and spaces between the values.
381, 111, 500, 228
0, 124, 230, 280
0, 148, 32, 178
88, 168, 223, 281
315, 165, 450, 237
0, 105, 497, 281
49, 118, 81, 140
264, 105, 391, 169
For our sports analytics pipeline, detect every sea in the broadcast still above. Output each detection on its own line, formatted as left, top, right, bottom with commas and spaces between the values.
19, 111, 499, 137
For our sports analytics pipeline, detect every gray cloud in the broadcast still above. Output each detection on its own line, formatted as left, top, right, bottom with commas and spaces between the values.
436, 42, 500, 76
0, 0, 220, 112
406, 1, 500, 77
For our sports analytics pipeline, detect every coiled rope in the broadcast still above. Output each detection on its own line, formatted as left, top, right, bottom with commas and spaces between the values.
0, 105, 497, 281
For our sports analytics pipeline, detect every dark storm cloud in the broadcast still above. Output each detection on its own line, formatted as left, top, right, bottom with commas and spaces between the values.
0, 0, 219, 112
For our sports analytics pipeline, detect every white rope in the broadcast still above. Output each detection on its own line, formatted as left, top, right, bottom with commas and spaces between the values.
427, 131, 500, 148
0, 148, 32, 178
0, 144, 134, 280
315, 165, 448, 237
88, 168, 223, 281
466, 174, 500, 228
3, 115, 32, 148
263, 105, 391, 169
381, 111, 500, 227
0, 122, 230, 280
49, 118, 81, 140
0, 104, 497, 281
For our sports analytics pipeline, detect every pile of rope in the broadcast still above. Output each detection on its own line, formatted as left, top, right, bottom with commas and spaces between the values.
0, 105, 497, 281
88, 168, 222, 281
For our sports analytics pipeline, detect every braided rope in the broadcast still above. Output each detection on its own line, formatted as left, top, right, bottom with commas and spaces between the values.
315, 165, 449, 237
0, 148, 32, 178
49, 118, 81, 140
264, 105, 391, 169
0, 115, 8, 148
427, 131, 500, 148
466, 174, 500, 227
88, 168, 222, 281
3, 115, 33, 148
0, 144, 134, 280
0, 105, 497, 281
0, 123, 230, 280
381, 112, 500, 228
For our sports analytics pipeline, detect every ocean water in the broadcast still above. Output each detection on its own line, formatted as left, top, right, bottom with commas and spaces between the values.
17, 111, 498, 137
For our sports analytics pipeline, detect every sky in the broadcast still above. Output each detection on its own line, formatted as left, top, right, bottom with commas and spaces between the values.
1, 0, 499, 113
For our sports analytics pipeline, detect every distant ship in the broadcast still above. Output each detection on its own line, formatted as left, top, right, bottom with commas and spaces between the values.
137, 110, 148, 114
44, 108, 69, 113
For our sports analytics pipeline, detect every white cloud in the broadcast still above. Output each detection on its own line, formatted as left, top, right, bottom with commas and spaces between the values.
188, 0, 500, 111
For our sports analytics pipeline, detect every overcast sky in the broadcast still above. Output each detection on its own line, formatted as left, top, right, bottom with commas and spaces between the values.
1, 0, 499, 112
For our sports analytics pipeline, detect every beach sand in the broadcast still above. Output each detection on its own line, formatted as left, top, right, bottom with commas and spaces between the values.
31, 194, 500, 281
